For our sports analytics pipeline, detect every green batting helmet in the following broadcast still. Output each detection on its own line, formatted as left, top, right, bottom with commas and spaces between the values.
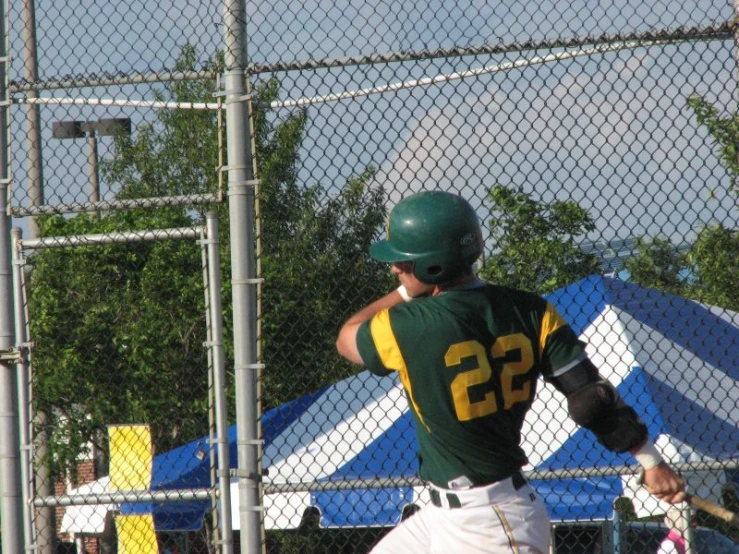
370, 191, 483, 284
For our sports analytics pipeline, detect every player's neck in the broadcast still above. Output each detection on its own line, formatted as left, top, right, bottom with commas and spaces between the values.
432, 273, 478, 296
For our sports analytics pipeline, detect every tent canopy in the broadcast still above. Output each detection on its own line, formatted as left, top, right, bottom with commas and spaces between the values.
62, 276, 739, 533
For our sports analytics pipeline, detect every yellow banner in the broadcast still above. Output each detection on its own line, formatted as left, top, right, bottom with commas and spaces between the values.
116, 514, 159, 554
109, 424, 153, 491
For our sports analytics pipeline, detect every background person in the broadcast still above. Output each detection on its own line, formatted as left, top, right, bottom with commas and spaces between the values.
656, 507, 690, 554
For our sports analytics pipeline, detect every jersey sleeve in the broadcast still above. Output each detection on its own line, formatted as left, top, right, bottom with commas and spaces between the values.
538, 301, 589, 379
356, 308, 396, 377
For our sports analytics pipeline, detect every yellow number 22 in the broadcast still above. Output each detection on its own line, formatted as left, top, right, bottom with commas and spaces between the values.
445, 333, 534, 422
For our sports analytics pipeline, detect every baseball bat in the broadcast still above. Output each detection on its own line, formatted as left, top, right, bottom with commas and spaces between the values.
636, 470, 739, 527
684, 493, 739, 528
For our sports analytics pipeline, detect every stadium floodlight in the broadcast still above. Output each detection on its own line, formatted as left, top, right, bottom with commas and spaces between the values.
52, 118, 131, 205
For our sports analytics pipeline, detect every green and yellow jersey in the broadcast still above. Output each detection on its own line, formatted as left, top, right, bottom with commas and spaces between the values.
356, 281, 587, 489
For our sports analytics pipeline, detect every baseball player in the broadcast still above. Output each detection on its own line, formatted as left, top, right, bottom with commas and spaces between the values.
336, 190, 686, 554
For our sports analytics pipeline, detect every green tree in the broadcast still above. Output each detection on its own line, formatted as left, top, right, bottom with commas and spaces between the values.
625, 230, 739, 312
478, 185, 600, 294
260, 168, 391, 409
623, 238, 688, 297
687, 225, 739, 310
28, 46, 391, 476
684, 96, 739, 311
625, 96, 739, 312
30, 212, 209, 473
687, 95, 739, 193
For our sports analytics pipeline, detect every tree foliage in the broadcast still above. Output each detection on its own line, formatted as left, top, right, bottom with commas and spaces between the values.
625, 96, 739, 311
687, 95, 739, 193
478, 185, 600, 294
28, 46, 390, 476
623, 238, 688, 297
625, 228, 739, 312
260, 168, 391, 409
30, 212, 209, 472
687, 225, 739, 310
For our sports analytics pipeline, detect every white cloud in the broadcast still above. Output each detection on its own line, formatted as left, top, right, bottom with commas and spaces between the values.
375, 43, 739, 243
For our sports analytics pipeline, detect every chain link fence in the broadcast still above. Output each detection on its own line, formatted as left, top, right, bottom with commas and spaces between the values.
1, 0, 738, 553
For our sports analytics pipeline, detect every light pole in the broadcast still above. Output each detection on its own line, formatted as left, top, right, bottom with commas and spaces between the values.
52, 118, 131, 205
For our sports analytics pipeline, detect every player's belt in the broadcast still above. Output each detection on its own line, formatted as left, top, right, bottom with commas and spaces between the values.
428, 471, 527, 509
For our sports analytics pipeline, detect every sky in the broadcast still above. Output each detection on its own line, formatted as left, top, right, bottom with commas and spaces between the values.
6, 0, 738, 254
7, 0, 221, 237
249, 0, 738, 253
260, 38, 738, 251
373, 41, 736, 243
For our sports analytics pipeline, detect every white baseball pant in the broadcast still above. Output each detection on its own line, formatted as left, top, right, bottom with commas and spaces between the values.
370, 474, 550, 554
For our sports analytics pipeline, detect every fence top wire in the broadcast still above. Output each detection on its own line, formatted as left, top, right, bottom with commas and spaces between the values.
9, 70, 219, 94
31, 25, 724, 112
248, 22, 733, 74
9, 24, 730, 92
257, 37, 681, 109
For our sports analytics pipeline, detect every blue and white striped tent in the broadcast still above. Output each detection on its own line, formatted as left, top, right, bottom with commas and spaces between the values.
61, 276, 739, 533
256, 275, 739, 528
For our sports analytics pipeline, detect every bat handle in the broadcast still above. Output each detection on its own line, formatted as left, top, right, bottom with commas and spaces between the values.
684, 493, 739, 527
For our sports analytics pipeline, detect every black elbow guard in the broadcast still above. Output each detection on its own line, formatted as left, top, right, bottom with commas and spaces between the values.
567, 380, 647, 453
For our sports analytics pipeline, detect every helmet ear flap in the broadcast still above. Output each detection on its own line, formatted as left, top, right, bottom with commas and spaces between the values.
412, 257, 463, 285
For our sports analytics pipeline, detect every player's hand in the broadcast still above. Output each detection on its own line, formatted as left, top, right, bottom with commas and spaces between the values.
642, 463, 686, 504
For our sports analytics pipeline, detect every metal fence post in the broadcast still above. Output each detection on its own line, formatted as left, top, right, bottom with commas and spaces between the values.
206, 211, 235, 554
0, 0, 24, 546
0, 200, 23, 554
10, 228, 37, 550
222, 0, 263, 552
